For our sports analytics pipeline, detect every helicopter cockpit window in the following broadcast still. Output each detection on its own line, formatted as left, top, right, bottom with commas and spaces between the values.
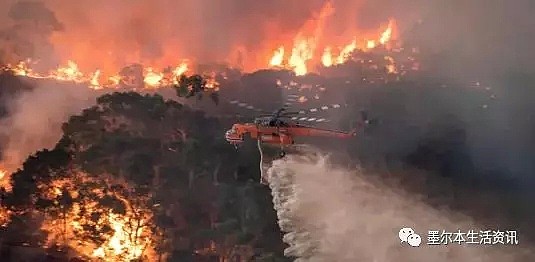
227, 128, 236, 134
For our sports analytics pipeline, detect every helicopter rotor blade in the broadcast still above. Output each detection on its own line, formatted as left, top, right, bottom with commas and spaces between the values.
283, 94, 300, 107
290, 116, 330, 123
280, 103, 344, 116
228, 100, 271, 114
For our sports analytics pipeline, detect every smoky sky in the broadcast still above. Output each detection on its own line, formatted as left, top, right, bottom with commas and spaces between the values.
0, 0, 531, 77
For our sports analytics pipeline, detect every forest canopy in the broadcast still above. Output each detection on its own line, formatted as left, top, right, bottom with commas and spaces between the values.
0, 92, 286, 261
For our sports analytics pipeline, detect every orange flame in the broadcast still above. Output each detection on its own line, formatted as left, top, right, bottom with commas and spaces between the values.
265, 3, 397, 74
143, 67, 164, 87
321, 47, 333, 67
336, 39, 358, 65
2, 3, 399, 83
269, 46, 285, 67
289, 38, 315, 76
379, 19, 395, 45
3, 60, 195, 90
39, 174, 159, 261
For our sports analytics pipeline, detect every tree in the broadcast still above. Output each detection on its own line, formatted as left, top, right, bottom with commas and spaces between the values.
173, 74, 220, 105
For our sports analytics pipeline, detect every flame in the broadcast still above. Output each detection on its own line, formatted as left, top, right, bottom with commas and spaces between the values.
0, 168, 11, 192
269, 47, 285, 67
8, 61, 32, 76
336, 39, 358, 64
321, 47, 333, 67
289, 38, 315, 76
91, 211, 151, 260
264, 3, 397, 74
3, 60, 200, 91
380, 20, 394, 45
143, 67, 164, 87
366, 40, 376, 49
54, 60, 84, 82
108, 75, 122, 86
2, 2, 400, 82
384, 56, 398, 74
89, 70, 102, 89
172, 63, 189, 78
39, 174, 159, 261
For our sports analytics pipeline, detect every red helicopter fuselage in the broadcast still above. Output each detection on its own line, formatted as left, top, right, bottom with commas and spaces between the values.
225, 122, 356, 146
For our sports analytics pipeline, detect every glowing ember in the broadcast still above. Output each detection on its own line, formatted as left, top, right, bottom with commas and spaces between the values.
384, 56, 398, 74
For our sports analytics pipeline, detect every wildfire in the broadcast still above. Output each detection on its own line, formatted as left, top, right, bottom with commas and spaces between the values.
91, 211, 152, 260
321, 47, 333, 67
0, 169, 6, 181
379, 20, 395, 45
2, 60, 195, 90
0, 168, 11, 191
54, 60, 84, 82
384, 56, 398, 74
269, 47, 285, 67
268, 11, 398, 75
289, 38, 315, 76
38, 174, 159, 261
143, 67, 164, 87
0, 169, 9, 226
336, 40, 358, 65
0, 2, 402, 89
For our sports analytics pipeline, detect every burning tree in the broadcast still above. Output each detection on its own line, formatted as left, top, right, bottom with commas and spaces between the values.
1, 145, 160, 261
0, 92, 285, 261
174, 74, 220, 105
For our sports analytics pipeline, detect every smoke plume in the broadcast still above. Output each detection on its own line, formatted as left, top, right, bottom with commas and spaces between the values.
0, 80, 96, 172
267, 150, 535, 261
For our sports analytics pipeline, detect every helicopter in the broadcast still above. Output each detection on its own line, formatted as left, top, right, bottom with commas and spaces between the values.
224, 94, 369, 157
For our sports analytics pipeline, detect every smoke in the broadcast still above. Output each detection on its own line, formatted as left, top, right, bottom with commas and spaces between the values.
0, 80, 96, 172
0, 1, 63, 67
0, 0, 532, 78
0, 0, 419, 73
267, 150, 535, 261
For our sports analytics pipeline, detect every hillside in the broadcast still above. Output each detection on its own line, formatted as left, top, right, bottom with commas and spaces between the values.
0, 92, 287, 261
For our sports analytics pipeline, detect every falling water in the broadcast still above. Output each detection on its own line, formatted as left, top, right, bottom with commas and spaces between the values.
264, 147, 535, 261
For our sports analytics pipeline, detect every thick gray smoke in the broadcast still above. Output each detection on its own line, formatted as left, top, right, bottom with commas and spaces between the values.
0, 81, 96, 172
267, 150, 535, 261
